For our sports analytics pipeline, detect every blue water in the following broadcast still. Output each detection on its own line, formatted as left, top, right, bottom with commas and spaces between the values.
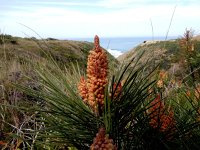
68, 36, 177, 57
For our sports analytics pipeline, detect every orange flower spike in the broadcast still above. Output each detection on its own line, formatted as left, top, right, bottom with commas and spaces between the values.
87, 35, 108, 110
112, 82, 123, 99
159, 70, 167, 79
90, 128, 117, 150
149, 95, 175, 132
0, 141, 7, 145
78, 76, 88, 103
149, 94, 163, 113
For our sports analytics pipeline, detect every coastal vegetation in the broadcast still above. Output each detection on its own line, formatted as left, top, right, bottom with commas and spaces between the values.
1, 31, 200, 149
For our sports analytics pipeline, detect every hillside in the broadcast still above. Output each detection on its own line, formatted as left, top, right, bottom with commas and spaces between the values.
118, 38, 200, 80
194, 35, 200, 41
0, 34, 118, 95
0, 35, 118, 69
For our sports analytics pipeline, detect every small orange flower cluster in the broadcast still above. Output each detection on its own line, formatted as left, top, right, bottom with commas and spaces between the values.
156, 80, 163, 88
179, 40, 194, 52
0, 141, 7, 146
156, 70, 168, 88
90, 128, 117, 150
195, 85, 200, 99
78, 35, 108, 112
149, 95, 175, 133
78, 76, 88, 103
185, 85, 200, 103
159, 70, 168, 79
186, 90, 191, 97
112, 82, 123, 99
179, 29, 194, 52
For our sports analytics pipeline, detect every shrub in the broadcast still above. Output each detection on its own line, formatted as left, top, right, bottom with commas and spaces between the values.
14, 36, 200, 149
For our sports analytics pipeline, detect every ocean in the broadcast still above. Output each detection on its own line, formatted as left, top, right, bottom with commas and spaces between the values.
69, 36, 177, 58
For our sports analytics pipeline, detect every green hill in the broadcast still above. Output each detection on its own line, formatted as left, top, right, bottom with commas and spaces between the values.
0, 34, 117, 69
118, 38, 200, 80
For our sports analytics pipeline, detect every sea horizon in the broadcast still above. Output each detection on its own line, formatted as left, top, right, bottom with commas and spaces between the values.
67, 36, 178, 58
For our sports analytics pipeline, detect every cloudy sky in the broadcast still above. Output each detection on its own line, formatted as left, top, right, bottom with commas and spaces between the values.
1, 0, 200, 38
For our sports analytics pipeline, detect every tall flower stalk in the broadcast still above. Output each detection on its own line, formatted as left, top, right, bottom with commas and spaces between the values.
78, 35, 108, 114
179, 29, 196, 81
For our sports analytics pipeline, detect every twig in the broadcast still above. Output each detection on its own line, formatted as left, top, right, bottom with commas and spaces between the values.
182, 65, 200, 83
165, 4, 177, 41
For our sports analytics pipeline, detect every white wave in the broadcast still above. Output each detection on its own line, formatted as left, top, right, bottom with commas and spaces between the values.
107, 49, 123, 58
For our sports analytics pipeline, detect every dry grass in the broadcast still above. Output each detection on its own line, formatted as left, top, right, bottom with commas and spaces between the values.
193, 35, 200, 41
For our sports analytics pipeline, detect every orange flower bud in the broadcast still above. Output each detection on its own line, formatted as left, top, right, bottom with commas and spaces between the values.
78, 76, 88, 102
149, 95, 176, 134
157, 80, 163, 88
111, 82, 123, 99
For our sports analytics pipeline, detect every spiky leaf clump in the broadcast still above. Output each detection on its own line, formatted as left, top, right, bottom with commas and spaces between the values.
17, 35, 200, 150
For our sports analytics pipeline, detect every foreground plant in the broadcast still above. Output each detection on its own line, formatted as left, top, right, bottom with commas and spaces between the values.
17, 35, 200, 149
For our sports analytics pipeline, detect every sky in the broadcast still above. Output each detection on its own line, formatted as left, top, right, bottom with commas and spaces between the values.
1, 0, 200, 38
